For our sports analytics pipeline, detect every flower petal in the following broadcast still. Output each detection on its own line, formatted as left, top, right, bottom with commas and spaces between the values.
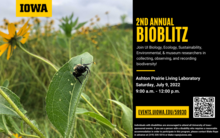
8, 23, 16, 37
18, 27, 24, 36
21, 25, 31, 36
3, 38, 9, 42
18, 18, 30, 36
0, 31, 11, 39
0, 43, 9, 56
20, 33, 30, 44
7, 45, 12, 60
13, 133, 19, 137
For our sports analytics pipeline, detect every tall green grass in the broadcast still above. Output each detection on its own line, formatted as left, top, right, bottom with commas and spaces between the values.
0, 26, 132, 137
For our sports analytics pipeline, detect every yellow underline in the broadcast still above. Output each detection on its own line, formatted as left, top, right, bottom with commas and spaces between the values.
136, 70, 155, 72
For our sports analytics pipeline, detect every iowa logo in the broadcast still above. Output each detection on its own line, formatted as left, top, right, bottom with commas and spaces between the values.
20, 4, 48, 12
16, 0, 52, 17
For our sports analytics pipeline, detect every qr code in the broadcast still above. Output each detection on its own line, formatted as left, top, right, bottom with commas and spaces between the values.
193, 97, 215, 118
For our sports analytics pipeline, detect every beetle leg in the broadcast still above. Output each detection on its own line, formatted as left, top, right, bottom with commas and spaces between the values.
85, 66, 90, 74
73, 72, 82, 84
76, 77, 82, 84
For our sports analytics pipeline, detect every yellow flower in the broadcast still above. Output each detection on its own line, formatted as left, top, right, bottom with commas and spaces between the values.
92, 35, 97, 38
12, 133, 22, 138
3, 26, 7, 30
34, 18, 41, 25
21, 18, 25, 24
0, 19, 30, 60
85, 26, 90, 31
81, 26, 85, 32
95, 45, 99, 50
91, 39, 98, 44
50, 20, 54, 25
3, 19, 9, 24
44, 25, 48, 29
85, 31, 89, 35
4, 21, 9, 26
14, 22, 19, 28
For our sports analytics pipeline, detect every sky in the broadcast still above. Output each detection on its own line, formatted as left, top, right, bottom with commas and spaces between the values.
0, 0, 132, 32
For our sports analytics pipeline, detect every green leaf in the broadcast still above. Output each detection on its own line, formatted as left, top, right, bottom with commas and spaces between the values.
57, 37, 68, 48
70, 13, 74, 20
59, 25, 65, 32
1, 115, 10, 135
79, 125, 89, 138
76, 108, 89, 114
65, 24, 73, 37
71, 17, 78, 28
0, 87, 26, 117
83, 112, 115, 130
2, 80, 9, 88
75, 22, 87, 30
6, 116, 21, 134
109, 100, 133, 138
0, 115, 6, 133
46, 52, 93, 138
75, 108, 115, 130
30, 120, 39, 129
79, 93, 90, 104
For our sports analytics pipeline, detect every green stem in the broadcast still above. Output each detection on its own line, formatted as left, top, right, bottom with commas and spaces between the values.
81, 95, 103, 117
68, 38, 72, 59
115, 128, 126, 138
20, 133, 40, 138
2, 115, 11, 135
0, 89, 45, 138
17, 43, 58, 71
73, 116, 77, 138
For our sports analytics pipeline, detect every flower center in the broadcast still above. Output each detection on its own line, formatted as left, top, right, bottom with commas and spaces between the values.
8, 35, 23, 46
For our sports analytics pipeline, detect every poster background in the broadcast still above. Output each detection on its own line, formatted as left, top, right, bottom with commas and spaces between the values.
133, 1, 219, 137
